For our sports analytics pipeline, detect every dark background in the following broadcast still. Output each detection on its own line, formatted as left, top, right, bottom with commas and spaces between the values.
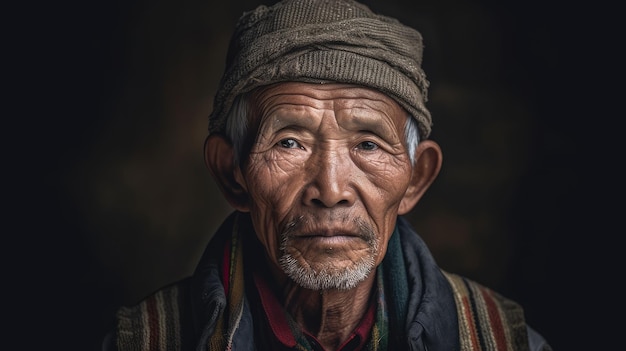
8, 0, 621, 350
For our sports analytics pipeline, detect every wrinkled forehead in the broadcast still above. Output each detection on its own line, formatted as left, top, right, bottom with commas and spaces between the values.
252, 82, 400, 104
249, 82, 408, 132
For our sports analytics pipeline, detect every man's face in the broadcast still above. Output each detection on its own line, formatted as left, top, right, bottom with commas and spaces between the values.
237, 82, 414, 290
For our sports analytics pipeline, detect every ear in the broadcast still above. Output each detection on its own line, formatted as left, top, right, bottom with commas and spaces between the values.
398, 140, 443, 215
204, 134, 250, 212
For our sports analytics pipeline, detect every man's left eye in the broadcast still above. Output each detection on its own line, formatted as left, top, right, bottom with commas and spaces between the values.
357, 141, 378, 150
278, 138, 301, 149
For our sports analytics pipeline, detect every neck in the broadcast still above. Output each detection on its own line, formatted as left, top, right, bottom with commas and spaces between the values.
271, 264, 376, 351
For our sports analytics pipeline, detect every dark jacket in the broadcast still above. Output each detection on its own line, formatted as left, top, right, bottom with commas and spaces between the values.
103, 212, 551, 351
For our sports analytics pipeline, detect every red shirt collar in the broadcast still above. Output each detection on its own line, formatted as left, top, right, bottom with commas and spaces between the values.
252, 269, 376, 351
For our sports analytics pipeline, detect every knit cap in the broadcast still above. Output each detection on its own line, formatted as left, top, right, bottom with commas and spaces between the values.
208, 0, 433, 139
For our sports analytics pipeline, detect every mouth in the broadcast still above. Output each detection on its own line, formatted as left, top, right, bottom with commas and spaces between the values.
296, 229, 361, 238
294, 233, 362, 247
280, 216, 376, 244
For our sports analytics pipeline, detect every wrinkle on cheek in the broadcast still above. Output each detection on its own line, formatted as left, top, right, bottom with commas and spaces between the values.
248, 150, 297, 177
245, 151, 305, 216
356, 155, 410, 240
245, 153, 306, 267
267, 152, 304, 175
358, 154, 409, 184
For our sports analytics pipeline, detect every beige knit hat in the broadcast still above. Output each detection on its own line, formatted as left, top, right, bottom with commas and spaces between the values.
208, 0, 433, 139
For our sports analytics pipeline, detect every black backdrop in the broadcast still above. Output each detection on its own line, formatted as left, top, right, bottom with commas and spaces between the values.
8, 0, 620, 350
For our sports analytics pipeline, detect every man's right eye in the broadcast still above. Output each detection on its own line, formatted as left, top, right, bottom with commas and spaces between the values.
278, 138, 301, 149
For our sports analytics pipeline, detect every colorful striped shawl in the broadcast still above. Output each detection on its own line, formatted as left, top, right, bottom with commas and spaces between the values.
443, 272, 530, 351
114, 215, 531, 351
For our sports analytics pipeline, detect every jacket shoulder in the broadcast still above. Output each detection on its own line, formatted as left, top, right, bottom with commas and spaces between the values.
107, 278, 194, 351
442, 271, 532, 351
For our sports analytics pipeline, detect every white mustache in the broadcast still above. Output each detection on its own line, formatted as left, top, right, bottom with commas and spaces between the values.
280, 215, 376, 245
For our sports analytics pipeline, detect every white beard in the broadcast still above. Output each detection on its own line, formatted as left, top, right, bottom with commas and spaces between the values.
278, 216, 379, 290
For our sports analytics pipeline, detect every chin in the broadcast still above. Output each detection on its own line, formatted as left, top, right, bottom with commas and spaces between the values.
279, 254, 375, 290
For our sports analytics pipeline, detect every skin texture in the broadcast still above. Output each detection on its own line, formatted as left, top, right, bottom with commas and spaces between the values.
205, 82, 442, 350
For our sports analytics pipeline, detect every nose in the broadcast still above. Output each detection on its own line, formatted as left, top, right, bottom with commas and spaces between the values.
302, 150, 356, 208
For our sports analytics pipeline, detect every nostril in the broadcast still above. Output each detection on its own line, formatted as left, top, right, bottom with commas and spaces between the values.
310, 198, 350, 208
311, 198, 325, 207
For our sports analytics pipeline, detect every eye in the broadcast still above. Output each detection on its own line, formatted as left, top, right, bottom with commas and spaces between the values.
278, 138, 302, 149
357, 140, 379, 151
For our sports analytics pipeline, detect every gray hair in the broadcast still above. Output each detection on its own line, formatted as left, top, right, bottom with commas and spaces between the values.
225, 93, 420, 166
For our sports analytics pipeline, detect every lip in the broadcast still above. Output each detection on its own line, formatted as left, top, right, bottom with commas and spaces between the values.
291, 231, 363, 246
281, 215, 373, 241
293, 228, 361, 238
294, 235, 361, 247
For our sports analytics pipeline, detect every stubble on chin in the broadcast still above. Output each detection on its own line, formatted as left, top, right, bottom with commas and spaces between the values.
278, 215, 379, 290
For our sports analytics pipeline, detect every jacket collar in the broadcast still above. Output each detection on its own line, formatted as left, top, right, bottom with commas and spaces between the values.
396, 216, 460, 350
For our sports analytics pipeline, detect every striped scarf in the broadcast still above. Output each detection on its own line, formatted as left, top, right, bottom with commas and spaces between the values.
444, 272, 530, 351
207, 217, 246, 350
113, 213, 532, 351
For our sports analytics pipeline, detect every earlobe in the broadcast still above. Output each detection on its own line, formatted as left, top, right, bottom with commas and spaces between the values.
398, 140, 443, 215
204, 134, 250, 212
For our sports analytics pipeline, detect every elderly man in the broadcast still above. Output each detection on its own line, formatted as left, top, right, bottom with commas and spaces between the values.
104, 0, 551, 350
